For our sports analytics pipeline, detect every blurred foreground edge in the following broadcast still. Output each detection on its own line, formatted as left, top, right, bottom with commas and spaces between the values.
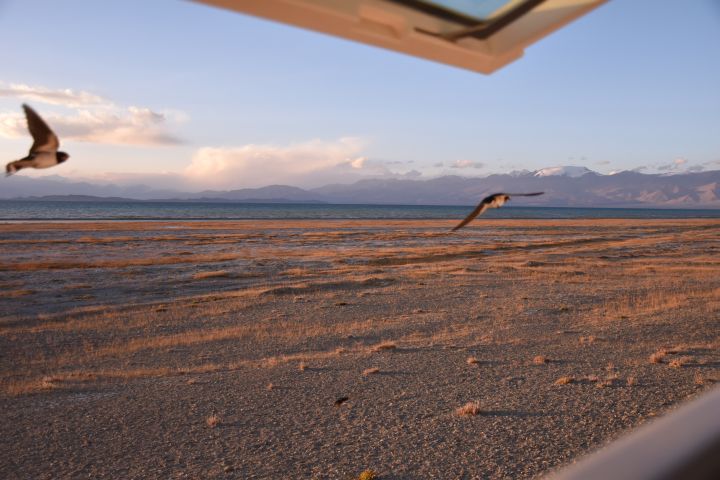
549, 385, 720, 480
193, 0, 606, 74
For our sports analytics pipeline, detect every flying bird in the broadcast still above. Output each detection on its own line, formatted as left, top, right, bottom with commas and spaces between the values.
6, 104, 69, 176
451, 192, 544, 231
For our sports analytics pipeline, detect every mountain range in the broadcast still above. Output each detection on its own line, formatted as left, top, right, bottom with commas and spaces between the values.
2, 166, 719, 208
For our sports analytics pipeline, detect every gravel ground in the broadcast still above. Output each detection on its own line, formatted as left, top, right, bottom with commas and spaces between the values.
1, 219, 718, 479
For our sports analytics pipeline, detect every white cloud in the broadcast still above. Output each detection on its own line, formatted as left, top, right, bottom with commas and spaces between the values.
450, 159, 484, 169
657, 157, 688, 171
0, 82, 108, 107
183, 138, 425, 188
185, 137, 371, 188
0, 81, 185, 146
350, 157, 367, 169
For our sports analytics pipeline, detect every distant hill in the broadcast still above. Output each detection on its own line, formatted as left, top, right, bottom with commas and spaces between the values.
2, 167, 719, 208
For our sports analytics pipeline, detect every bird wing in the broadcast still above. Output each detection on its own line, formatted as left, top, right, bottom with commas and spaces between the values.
24, 104, 59, 153
506, 192, 544, 197
451, 200, 490, 232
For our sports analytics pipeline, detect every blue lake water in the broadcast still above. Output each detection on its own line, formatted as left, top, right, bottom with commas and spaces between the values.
0, 200, 719, 221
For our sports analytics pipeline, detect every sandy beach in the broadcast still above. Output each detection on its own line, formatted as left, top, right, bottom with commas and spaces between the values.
1, 218, 719, 479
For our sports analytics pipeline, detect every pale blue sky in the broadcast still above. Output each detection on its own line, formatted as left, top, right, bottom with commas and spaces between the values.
0, 0, 719, 189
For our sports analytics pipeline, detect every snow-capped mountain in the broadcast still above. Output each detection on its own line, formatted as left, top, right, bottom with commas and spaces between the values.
533, 166, 595, 178
3, 168, 720, 207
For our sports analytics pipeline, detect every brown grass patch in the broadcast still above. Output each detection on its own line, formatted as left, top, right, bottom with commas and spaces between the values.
650, 350, 667, 364
371, 341, 397, 352
5, 289, 35, 297
466, 356, 480, 365
668, 356, 693, 368
0, 252, 240, 271
206, 415, 220, 427
358, 470, 378, 480
456, 401, 482, 416
362, 367, 380, 376
554, 376, 574, 385
533, 355, 549, 365
193, 270, 230, 280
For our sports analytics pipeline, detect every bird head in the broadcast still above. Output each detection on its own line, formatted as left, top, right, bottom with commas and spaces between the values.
57, 152, 70, 163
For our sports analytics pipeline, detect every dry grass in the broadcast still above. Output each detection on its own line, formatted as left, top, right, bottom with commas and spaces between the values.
5, 289, 35, 297
206, 415, 220, 428
668, 356, 693, 368
192, 270, 230, 280
533, 355, 549, 365
554, 376, 574, 385
358, 470, 378, 480
456, 401, 482, 417
626, 376, 637, 386
597, 375, 620, 388
0, 252, 240, 271
650, 350, 667, 364
298, 362, 307, 372
371, 341, 397, 352
3, 219, 719, 403
362, 367, 380, 376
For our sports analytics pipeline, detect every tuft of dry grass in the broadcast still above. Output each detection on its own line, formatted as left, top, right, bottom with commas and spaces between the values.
579, 335, 595, 345
668, 356, 692, 368
358, 470, 377, 480
626, 376, 637, 386
597, 375, 620, 388
192, 270, 230, 280
266, 383, 274, 390
206, 415, 220, 427
456, 401, 482, 417
6, 289, 35, 297
466, 356, 480, 365
298, 362, 307, 372
554, 376, 574, 385
650, 350, 667, 364
533, 355, 549, 365
362, 367, 380, 376
371, 341, 397, 352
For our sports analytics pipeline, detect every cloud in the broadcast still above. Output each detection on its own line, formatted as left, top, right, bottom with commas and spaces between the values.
657, 158, 688, 171
433, 162, 444, 168
686, 165, 704, 172
595, 160, 610, 165
183, 138, 426, 188
0, 82, 108, 107
0, 81, 185, 146
185, 137, 374, 188
450, 160, 484, 169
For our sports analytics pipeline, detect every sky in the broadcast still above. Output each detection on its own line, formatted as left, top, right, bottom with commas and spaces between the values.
1, 0, 719, 191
